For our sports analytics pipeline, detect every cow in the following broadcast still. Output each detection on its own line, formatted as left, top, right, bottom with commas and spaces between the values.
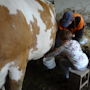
0, 0, 56, 90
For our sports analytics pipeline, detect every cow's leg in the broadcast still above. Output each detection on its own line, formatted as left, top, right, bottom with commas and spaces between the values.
7, 77, 24, 90
0, 64, 11, 90
8, 64, 26, 90
8, 51, 28, 90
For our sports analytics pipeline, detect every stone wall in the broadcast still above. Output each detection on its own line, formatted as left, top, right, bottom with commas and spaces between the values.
54, 0, 90, 25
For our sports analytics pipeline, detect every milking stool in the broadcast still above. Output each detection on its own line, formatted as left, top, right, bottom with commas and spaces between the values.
69, 68, 89, 90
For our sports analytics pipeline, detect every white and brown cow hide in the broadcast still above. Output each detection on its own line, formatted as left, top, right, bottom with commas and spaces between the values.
0, 0, 56, 90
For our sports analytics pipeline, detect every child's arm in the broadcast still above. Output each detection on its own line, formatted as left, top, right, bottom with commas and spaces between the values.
45, 46, 64, 58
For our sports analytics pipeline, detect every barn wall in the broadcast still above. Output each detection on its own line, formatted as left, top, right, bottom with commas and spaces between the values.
54, 0, 90, 24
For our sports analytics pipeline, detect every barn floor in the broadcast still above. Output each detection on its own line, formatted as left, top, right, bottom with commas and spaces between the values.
22, 27, 90, 90
22, 58, 90, 90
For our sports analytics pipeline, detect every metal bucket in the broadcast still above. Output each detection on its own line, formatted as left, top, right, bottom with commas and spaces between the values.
43, 57, 56, 69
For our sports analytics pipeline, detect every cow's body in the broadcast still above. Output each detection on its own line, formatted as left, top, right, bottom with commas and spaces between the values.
0, 0, 56, 90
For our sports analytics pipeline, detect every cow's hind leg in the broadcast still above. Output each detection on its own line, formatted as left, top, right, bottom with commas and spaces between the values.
0, 63, 11, 90
6, 51, 28, 90
7, 78, 23, 90
8, 65, 26, 90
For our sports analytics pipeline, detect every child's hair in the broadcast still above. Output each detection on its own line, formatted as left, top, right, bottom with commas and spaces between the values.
60, 30, 72, 41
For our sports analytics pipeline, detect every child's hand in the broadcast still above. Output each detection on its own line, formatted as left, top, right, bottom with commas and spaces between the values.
44, 54, 48, 58
44, 53, 50, 58
44, 48, 56, 58
44, 54, 47, 58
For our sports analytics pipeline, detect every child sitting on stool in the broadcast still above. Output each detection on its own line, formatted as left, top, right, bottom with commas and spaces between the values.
45, 30, 89, 78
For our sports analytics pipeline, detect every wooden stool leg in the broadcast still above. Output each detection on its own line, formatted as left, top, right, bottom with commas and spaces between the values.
79, 77, 82, 90
86, 73, 89, 90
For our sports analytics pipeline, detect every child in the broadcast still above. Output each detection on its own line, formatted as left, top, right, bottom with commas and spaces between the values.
45, 30, 89, 71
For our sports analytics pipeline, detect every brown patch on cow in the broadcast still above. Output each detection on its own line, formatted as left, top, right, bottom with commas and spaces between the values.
29, 16, 40, 51
48, 2, 55, 15
36, 0, 56, 46
0, 5, 41, 69
7, 76, 25, 90
50, 24, 57, 44
36, 0, 53, 30
0, 6, 32, 69
15, 49, 29, 71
